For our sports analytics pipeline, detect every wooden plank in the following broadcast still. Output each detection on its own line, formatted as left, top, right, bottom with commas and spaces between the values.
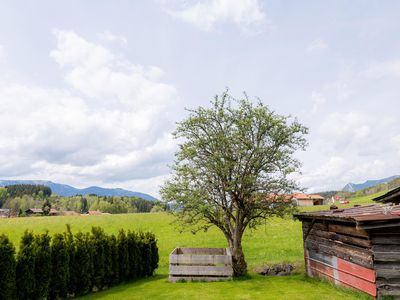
374, 252, 400, 262
373, 244, 400, 252
303, 222, 368, 238
329, 224, 369, 238
170, 254, 231, 265
169, 265, 233, 276
370, 227, 400, 234
376, 268, 400, 279
306, 235, 372, 261
377, 287, 400, 297
337, 257, 376, 283
371, 235, 400, 245
306, 231, 371, 248
169, 276, 232, 282
177, 248, 226, 255
305, 239, 373, 268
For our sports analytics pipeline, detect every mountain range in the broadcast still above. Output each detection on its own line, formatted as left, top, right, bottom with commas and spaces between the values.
342, 175, 400, 192
0, 180, 157, 201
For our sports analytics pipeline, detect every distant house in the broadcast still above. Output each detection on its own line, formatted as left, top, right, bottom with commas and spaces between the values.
25, 208, 59, 216
292, 193, 324, 206
0, 208, 10, 218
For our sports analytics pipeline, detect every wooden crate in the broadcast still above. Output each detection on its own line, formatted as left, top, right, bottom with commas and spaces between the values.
169, 247, 233, 282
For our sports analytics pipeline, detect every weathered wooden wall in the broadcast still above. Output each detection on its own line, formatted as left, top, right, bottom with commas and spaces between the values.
169, 247, 233, 282
370, 227, 400, 297
302, 220, 376, 297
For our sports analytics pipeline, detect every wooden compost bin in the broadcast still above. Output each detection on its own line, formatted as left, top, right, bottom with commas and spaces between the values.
169, 247, 233, 282
295, 204, 400, 298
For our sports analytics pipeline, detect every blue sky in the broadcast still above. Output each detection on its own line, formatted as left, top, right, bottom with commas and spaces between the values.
1, 0, 399, 197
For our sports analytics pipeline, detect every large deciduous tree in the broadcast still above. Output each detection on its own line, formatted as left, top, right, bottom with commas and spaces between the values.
160, 92, 308, 276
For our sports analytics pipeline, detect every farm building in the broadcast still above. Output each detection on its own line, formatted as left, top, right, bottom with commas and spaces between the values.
292, 193, 324, 206
25, 208, 59, 216
373, 186, 400, 204
295, 204, 400, 298
0, 208, 10, 218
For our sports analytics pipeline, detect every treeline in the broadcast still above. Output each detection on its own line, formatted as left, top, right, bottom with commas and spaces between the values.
5, 184, 52, 198
0, 186, 162, 215
0, 226, 159, 299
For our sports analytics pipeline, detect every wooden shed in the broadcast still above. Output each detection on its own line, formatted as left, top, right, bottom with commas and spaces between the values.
295, 204, 400, 298
373, 186, 400, 204
25, 208, 59, 216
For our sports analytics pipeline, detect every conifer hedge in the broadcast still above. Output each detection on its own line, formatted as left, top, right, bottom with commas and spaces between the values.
0, 226, 158, 299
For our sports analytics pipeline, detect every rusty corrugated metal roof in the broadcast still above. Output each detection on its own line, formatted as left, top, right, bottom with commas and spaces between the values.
294, 204, 400, 223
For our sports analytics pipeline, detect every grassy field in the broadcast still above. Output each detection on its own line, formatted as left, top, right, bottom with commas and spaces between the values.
0, 193, 381, 300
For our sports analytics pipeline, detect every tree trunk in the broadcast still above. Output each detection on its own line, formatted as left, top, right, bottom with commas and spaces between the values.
228, 234, 247, 276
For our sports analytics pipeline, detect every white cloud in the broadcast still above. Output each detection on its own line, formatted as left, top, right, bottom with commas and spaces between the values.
307, 39, 327, 51
299, 156, 387, 192
311, 91, 326, 113
392, 135, 400, 155
165, 0, 267, 35
320, 112, 370, 141
0, 30, 180, 197
0, 45, 4, 61
97, 30, 128, 45
363, 60, 400, 79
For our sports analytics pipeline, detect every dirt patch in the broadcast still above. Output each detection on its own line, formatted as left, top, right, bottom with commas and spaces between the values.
256, 263, 295, 276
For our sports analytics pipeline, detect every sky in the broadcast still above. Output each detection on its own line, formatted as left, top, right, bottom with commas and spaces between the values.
0, 0, 400, 197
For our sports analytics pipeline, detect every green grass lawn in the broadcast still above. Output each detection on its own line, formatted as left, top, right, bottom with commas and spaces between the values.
0, 197, 379, 299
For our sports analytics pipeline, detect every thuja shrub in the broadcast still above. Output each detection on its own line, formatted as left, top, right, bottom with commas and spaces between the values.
4, 226, 159, 299
0, 234, 16, 300
16, 231, 36, 299
49, 233, 69, 300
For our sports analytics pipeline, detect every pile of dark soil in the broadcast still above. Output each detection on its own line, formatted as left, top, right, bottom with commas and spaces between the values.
257, 263, 295, 276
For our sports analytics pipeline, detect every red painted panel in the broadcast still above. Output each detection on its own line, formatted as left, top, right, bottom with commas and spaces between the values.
338, 267, 376, 296
337, 257, 376, 283
307, 259, 376, 297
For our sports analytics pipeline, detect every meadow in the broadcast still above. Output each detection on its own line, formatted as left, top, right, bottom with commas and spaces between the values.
0, 193, 381, 300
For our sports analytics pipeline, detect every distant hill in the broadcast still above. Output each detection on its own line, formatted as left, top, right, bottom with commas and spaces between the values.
0, 180, 157, 201
342, 175, 400, 192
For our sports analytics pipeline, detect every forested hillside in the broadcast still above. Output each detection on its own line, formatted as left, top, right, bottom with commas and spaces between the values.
0, 184, 160, 216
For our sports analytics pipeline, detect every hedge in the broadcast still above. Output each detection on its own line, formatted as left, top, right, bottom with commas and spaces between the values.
0, 226, 159, 299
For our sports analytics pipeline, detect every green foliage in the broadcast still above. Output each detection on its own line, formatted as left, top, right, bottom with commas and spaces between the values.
0, 187, 8, 207
49, 233, 69, 300
75, 232, 94, 295
64, 225, 77, 295
91, 227, 106, 290
108, 235, 120, 285
0, 225, 158, 299
1, 193, 155, 215
117, 230, 130, 281
161, 91, 308, 275
0, 234, 16, 300
16, 231, 36, 299
80, 197, 89, 214
32, 232, 52, 299
150, 205, 165, 213
6, 184, 52, 198
42, 198, 52, 216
